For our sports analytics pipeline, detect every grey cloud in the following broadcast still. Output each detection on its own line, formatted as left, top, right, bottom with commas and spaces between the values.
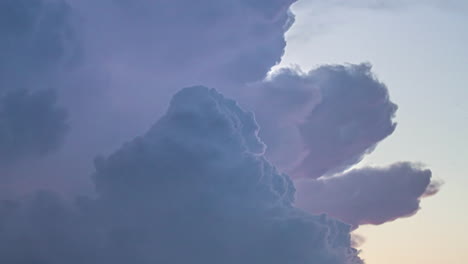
295, 162, 442, 227
0, 87, 363, 264
247, 64, 439, 228
0, 191, 97, 264
75, 0, 296, 86
0, 0, 80, 89
296, 63, 397, 178
36, 0, 300, 186
16, 0, 301, 197
249, 63, 397, 179
0, 89, 68, 165
0, 2, 441, 259
0, 0, 80, 166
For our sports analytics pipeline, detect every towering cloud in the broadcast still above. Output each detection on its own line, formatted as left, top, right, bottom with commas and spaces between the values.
0, 87, 363, 264
0, 0, 442, 260
247, 63, 440, 228
295, 162, 441, 227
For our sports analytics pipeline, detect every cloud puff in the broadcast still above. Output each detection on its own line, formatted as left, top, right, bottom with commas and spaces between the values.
247, 64, 439, 228
294, 162, 442, 227
0, 87, 362, 264
249, 64, 397, 179
0, 89, 68, 165
0, 3, 441, 259
296, 64, 397, 178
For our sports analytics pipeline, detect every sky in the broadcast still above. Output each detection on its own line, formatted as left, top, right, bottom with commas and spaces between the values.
279, 1, 468, 263
0, 0, 465, 263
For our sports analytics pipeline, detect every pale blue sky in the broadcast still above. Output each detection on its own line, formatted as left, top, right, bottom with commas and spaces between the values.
278, 1, 468, 263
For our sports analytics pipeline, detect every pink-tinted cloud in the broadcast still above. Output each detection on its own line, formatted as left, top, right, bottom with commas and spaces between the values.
295, 162, 442, 227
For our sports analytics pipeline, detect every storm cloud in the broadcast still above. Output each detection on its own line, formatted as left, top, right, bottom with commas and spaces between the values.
0, 87, 363, 264
246, 63, 440, 228
0, 0, 443, 260
33, 0, 301, 185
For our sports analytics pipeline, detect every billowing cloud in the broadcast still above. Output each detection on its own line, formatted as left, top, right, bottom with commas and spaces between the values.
295, 162, 442, 227
245, 67, 319, 171
249, 63, 397, 179
0, 87, 363, 264
246, 64, 440, 228
0, 89, 68, 165
0, 1, 442, 260
296, 64, 397, 178
29, 0, 301, 189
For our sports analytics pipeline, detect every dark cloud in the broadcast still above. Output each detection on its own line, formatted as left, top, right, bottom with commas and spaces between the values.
0, 0, 80, 168
0, 0, 80, 89
0, 89, 68, 165
295, 162, 442, 227
0, 191, 97, 264
0, 1, 441, 260
0, 87, 363, 264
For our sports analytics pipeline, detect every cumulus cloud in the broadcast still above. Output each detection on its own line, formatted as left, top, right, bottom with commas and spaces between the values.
245, 67, 319, 171
246, 64, 440, 228
0, 87, 363, 264
0, 0, 442, 259
296, 64, 397, 178
26, 0, 302, 190
294, 162, 442, 227
250, 63, 397, 179
0, 89, 68, 165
